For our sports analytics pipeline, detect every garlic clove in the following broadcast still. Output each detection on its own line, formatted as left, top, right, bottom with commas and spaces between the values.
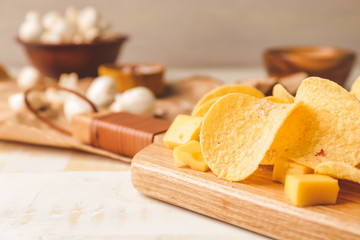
59, 72, 79, 90
27, 91, 49, 111
8, 93, 26, 113
77, 6, 100, 32
45, 88, 66, 106
64, 95, 93, 121
42, 11, 62, 30
17, 66, 42, 89
45, 72, 79, 106
18, 20, 43, 41
40, 31, 62, 44
9, 91, 49, 113
49, 18, 76, 43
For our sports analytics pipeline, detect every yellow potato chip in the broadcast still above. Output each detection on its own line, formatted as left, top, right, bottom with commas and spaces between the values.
192, 85, 265, 115
350, 75, 360, 100
191, 97, 220, 117
261, 149, 279, 165
273, 77, 360, 168
272, 84, 295, 103
200, 93, 301, 181
315, 161, 360, 184
264, 96, 287, 103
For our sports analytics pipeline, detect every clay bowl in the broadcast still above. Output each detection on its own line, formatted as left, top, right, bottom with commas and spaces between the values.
263, 46, 356, 86
98, 63, 165, 96
17, 34, 128, 78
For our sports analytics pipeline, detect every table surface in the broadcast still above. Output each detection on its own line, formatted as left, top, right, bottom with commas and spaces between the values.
0, 66, 358, 239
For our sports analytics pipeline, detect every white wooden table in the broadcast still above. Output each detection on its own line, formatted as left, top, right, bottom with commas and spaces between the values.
0, 67, 358, 239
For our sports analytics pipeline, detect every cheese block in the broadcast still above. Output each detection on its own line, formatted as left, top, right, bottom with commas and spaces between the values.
284, 174, 339, 207
163, 115, 203, 149
272, 158, 313, 183
173, 140, 209, 171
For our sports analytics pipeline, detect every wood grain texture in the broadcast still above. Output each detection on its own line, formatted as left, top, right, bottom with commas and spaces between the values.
131, 143, 360, 240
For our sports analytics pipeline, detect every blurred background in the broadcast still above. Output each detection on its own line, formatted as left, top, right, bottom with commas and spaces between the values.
1, 0, 359, 69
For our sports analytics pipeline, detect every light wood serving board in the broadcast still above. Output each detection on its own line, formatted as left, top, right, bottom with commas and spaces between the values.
131, 143, 360, 240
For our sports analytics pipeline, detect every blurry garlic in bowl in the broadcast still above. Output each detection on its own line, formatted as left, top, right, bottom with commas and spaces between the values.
17, 6, 128, 78
110, 86, 156, 117
18, 11, 43, 42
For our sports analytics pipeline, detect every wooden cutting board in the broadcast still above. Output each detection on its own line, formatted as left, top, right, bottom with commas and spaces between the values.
131, 143, 360, 240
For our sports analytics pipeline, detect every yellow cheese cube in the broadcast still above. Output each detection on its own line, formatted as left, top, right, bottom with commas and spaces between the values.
173, 140, 209, 172
284, 174, 339, 207
163, 115, 203, 149
272, 158, 313, 184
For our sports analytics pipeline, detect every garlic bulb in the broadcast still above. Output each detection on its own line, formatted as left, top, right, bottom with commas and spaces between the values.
109, 87, 155, 117
42, 11, 61, 30
86, 75, 116, 108
8, 93, 26, 113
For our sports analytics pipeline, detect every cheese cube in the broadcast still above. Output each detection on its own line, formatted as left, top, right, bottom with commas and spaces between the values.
173, 140, 209, 172
284, 174, 339, 207
163, 115, 203, 149
273, 158, 313, 184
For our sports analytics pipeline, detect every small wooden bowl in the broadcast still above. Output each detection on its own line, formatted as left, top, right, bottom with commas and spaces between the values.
264, 46, 356, 86
17, 34, 128, 78
98, 63, 165, 96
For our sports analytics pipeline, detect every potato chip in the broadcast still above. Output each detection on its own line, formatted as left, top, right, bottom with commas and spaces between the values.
261, 149, 282, 165
200, 93, 301, 181
264, 96, 287, 103
192, 85, 265, 115
191, 97, 219, 117
272, 84, 294, 103
273, 77, 360, 168
350, 75, 360, 100
315, 161, 360, 184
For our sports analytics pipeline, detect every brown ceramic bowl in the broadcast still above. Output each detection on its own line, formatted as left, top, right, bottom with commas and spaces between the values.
264, 46, 356, 86
17, 34, 128, 78
98, 63, 165, 96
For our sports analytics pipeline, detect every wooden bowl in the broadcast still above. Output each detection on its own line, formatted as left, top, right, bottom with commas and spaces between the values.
98, 63, 165, 96
17, 34, 128, 78
263, 46, 356, 86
